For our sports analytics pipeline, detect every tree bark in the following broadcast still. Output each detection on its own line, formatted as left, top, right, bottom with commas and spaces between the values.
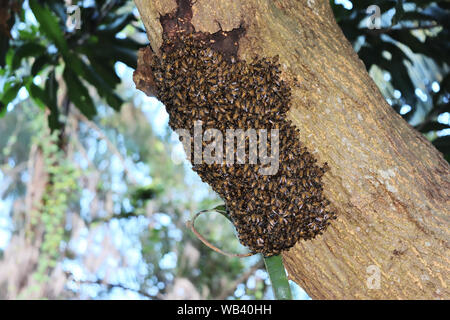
133, 0, 449, 299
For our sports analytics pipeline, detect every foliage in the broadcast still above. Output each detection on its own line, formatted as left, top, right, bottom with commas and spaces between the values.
332, 0, 449, 160
0, 0, 144, 130
30, 115, 81, 287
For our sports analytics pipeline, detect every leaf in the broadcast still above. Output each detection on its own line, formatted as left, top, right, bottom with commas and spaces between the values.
264, 255, 293, 300
399, 11, 436, 23
89, 57, 121, 88
45, 70, 61, 131
132, 186, 158, 202
106, 44, 138, 69
0, 102, 5, 117
98, 13, 135, 34
392, 0, 405, 26
11, 42, 47, 69
28, 83, 47, 109
63, 67, 97, 118
83, 42, 138, 69
388, 30, 448, 66
213, 204, 229, 218
31, 54, 52, 76
0, 81, 21, 106
377, 56, 417, 107
432, 136, 450, 155
113, 38, 145, 51
0, 35, 10, 68
351, 0, 396, 11
63, 51, 123, 111
29, 0, 69, 57
47, 1, 68, 22
78, 57, 123, 111
417, 121, 450, 133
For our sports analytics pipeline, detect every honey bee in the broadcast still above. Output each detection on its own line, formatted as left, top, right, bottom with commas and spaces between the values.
150, 34, 335, 256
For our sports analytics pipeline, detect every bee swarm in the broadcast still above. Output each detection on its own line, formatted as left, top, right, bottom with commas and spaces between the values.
147, 34, 336, 256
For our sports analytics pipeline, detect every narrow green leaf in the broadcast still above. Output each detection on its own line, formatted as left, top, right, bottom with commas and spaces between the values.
0, 36, 10, 68
98, 13, 135, 34
0, 101, 6, 117
12, 42, 47, 69
78, 57, 123, 111
418, 121, 450, 133
31, 54, 52, 76
432, 136, 450, 155
28, 83, 47, 109
1, 82, 21, 106
89, 57, 121, 87
63, 67, 97, 118
108, 45, 138, 69
29, 0, 69, 57
46, 70, 60, 131
84, 42, 138, 69
205, 204, 293, 300
213, 204, 229, 218
399, 11, 436, 23
264, 255, 293, 300
392, 0, 405, 25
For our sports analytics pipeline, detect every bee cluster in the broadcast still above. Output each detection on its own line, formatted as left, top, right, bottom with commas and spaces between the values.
150, 34, 336, 256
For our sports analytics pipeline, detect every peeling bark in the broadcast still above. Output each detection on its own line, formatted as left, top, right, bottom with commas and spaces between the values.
133, 0, 450, 299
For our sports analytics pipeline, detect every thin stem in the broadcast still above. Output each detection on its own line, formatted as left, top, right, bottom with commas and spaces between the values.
187, 209, 253, 258
189, 205, 294, 300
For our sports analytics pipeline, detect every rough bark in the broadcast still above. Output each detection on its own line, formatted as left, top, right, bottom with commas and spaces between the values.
133, 0, 449, 299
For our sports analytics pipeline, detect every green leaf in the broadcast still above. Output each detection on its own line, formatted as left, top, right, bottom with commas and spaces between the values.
63, 67, 97, 118
28, 83, 47, 109
417, 121, 450, 133
46, 70, 61, 131
264, 255, 293, 300
88, 56, 122, 87
78, 57, 123, 111
31, 54, 52, 76
377, 56, 417, 107
399, 11, 436, 23
107, 44, 138, 69
63, 51, 123, 111
98, 13, 135, 34
201, 204, 293, 300
113, 38, 145, 51
1, 81, 21, 106
432, 136, 450, 155
29, 0, 69, 57
0, 102, 5, 117
388, 30, 448, 66
11, 42, 47, 69
392, 0, 405, 26
83, 42, 138, 69
213, 204, 229, 218
0, 36, 10, 68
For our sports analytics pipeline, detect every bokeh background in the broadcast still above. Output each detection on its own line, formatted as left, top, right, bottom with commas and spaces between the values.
0, 0, 448, 299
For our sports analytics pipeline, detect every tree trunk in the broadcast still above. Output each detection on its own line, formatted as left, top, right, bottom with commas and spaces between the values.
133, 0, 449, 299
